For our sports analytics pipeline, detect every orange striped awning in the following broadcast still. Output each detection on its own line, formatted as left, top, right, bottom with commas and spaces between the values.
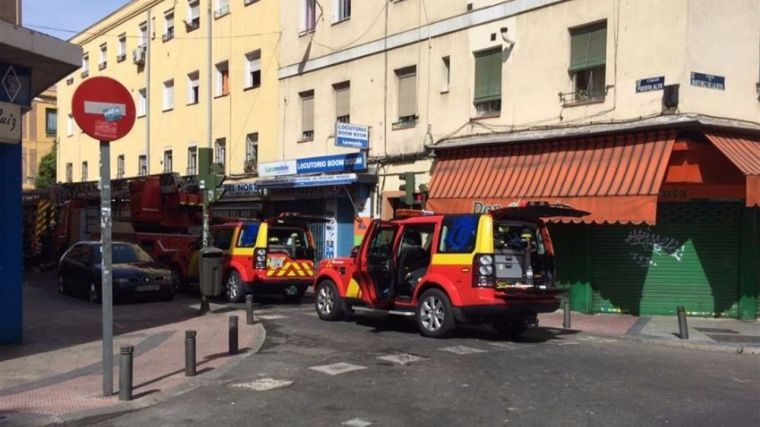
704, 131, 760, 207
428, 131, 677, 224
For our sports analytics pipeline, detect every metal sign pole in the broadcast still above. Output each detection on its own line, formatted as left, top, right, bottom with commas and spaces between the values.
100, 141, 114, 396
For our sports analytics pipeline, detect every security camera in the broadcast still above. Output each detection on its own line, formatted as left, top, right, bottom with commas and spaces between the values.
500, 27, 515, 47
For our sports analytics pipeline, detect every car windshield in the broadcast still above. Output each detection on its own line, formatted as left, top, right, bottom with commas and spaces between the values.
93, 243, 154, 264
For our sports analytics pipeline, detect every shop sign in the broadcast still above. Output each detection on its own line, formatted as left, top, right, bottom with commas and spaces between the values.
222, 181, 264, 199
0, 102, 21, 144
296, 152, 366, 174
0, 63, 31, 106
690, 72, 725, 90
258, 173, 358, 189
258, 159, 297, 177
636, 76, 665, 93
335, 122, 369, 149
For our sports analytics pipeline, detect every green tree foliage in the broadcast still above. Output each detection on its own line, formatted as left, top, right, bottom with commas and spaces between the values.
34, 146, 56, 189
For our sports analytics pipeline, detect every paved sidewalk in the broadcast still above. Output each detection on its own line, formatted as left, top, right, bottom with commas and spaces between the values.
0, 273, 264, 426
539, 309, 760, 354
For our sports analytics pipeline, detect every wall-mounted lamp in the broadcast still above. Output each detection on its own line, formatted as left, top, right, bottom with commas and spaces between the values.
500, 27, 516, 48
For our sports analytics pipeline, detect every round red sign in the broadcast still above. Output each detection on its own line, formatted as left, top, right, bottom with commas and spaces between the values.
71, 77, 136, 142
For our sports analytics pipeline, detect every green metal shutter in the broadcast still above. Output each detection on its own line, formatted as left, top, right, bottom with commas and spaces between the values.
591, 202, 741, 317
474, 48, 502, 102
569, 22, 607, 72
757, 225, 760, 317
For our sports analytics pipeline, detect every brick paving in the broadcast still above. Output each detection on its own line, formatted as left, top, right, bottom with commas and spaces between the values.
0, 273, 261, 419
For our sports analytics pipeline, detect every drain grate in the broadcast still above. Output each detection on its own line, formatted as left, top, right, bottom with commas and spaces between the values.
695, 327, 738, 334
706, 334, 760, 344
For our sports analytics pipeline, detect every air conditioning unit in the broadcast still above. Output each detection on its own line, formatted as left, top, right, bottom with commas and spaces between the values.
132, 46, 146, 65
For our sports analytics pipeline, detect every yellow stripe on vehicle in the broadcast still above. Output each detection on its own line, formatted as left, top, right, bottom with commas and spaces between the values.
346, 278, 361, 298
287, 271, 296, 277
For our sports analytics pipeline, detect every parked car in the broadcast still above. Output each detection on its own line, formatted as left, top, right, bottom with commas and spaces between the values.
313, 202, 587, 338
204, 213, 328, 303
57, 241, 176, 303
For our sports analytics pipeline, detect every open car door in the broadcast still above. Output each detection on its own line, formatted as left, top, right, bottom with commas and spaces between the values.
491, 201, 589, 222
356, 220, 399, 307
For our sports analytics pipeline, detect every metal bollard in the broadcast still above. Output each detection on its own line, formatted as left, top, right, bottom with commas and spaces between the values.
229, 316, 239, 355
246, 294, 254, 325
563, 297, 571, 329
677, 306, 689, 340
119, 345, 134, 401
185, 330, 197, 377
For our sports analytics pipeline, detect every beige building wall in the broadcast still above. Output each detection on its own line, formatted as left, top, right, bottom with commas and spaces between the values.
0, 0, 21, 25
57, 0, 281, 183
21, 87, 57, 189
279, 0, 758, 206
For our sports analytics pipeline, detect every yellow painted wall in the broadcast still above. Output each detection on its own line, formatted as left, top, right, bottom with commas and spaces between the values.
21, 87, 57, 190
57, 0, 281, 183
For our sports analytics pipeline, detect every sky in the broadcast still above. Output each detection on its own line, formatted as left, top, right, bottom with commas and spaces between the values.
22, 0, 132, 41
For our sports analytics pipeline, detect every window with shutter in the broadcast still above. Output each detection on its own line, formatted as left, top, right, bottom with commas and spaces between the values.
569, 21, 607, 102
245, 50, 261, 89
301, 90, 315, 141
334, 82, 350, 123
396, 66, 417, 124
473, 48, 502, 116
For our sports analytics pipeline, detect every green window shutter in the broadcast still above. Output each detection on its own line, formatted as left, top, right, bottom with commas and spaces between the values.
569, 22, 607, 72
474, 48, 502, 103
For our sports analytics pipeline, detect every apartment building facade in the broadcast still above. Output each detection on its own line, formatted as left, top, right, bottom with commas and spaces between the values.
278, 0, 760, 318
21, 87, 56, 189
57, 0, 280, 186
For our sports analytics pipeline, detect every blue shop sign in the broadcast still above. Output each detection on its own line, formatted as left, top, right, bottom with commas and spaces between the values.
636, 76, 665, 93
335, 122, 369, 149
690, 72, 725, 91
296, 152, 366, 174
0, 63, 31, 106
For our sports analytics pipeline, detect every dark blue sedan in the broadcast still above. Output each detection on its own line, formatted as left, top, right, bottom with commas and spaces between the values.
57, 241, 176, 303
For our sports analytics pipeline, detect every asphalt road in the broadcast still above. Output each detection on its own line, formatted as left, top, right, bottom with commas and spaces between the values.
95, 295, 760, 427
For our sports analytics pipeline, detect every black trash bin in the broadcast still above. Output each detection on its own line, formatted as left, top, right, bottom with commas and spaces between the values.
200, 247, 224, 297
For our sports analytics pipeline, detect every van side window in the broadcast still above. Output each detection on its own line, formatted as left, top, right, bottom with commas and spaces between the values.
238, 223, 260, 247
213, 229, 234, 250
439, 215, 478, 253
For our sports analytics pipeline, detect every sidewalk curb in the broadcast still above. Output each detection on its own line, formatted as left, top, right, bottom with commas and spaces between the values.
571, 329, 760, 356
42, 320, 267, 427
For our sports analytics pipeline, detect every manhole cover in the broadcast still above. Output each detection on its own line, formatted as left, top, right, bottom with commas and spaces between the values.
695, 327, 738, 334
706, 334, 760, 344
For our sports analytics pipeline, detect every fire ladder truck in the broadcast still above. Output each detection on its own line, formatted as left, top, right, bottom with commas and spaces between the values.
24, 173, 204, 285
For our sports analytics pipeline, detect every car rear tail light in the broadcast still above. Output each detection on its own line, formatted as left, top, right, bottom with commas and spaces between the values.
255, 248, 267, 270
473, 254, 495, 288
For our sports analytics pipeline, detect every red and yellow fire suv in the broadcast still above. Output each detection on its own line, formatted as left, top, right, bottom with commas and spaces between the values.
208, 213, 327, 303
313, 202, 587, 338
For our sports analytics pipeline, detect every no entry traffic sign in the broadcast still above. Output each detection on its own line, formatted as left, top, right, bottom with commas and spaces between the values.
71, 77, 135, 142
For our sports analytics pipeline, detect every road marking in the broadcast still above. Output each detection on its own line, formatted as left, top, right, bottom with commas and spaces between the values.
229, 378, 293, 391
342, 418, 373, 427
258, 314, 289, 320
439, 346, 487, 355
487, 342, 518, 349
302, 311, 319, 317
310, 362, 368, 376
377, 353, 427, 365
